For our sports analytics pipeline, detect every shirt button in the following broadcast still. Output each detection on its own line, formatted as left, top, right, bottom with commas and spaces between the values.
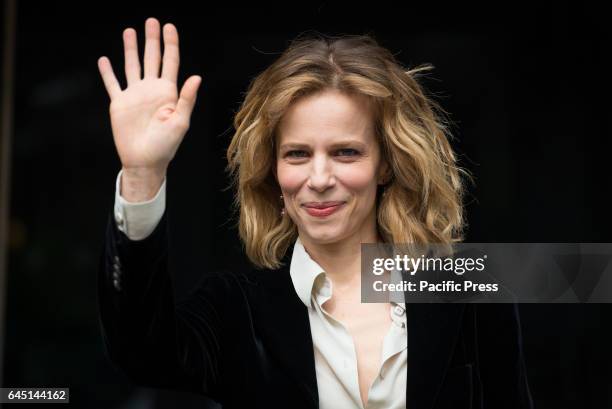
113, 278, 122, 291
394, 305, 405, 316
115, 211, 124, 226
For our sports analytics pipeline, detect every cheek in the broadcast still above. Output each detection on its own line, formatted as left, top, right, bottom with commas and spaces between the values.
276, 163, 306, 193
336, 164, 378, 193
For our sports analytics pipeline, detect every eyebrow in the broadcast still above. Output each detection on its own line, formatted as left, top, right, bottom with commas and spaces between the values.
278, 139, 368, 152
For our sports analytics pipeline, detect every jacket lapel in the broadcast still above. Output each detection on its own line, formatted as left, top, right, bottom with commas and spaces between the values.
405, 301, 467, 409
254, 251, 319, 409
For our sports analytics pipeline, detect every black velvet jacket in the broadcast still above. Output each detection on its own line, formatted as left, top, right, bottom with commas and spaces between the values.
97, 209, 533, 409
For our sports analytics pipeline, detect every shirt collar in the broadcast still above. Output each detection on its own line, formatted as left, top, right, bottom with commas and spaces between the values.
289, 237, 407, 316
290, 236, 326, 308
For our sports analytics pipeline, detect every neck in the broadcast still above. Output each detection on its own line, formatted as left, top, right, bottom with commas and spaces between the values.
299, 212, 382, 294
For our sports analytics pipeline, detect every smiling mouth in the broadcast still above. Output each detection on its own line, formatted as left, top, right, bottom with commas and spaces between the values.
302, 202, 345, 217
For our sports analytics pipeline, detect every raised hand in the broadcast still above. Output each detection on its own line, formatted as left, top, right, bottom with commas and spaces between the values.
98, 18, 201, 201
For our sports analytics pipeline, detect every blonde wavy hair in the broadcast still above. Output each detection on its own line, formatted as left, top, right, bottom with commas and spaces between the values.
226, 33, 468, 269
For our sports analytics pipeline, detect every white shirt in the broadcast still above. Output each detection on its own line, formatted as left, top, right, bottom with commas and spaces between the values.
113, 169, 408, 408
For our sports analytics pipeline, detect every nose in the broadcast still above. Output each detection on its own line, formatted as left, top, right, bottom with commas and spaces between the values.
306, 153, 335, 193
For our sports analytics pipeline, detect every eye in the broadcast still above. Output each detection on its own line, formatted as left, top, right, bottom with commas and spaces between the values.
285, 150, 309, 158
336, 148, 360, 157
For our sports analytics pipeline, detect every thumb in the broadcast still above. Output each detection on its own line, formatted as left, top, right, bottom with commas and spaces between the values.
176, 75, 202, 120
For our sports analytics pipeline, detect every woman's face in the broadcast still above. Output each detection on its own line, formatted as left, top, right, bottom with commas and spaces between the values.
276, 89, 388, 245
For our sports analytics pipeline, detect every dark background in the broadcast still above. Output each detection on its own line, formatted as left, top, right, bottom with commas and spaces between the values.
2, 1, 611, 408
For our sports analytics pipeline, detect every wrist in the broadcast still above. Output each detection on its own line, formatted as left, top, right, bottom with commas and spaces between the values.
120, 166, 166, 202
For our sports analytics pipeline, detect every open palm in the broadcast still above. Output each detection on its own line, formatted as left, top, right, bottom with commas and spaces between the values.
98, 18, 201, 172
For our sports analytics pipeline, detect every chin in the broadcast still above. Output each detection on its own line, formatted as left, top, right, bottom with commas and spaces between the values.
301, 225, 348, 245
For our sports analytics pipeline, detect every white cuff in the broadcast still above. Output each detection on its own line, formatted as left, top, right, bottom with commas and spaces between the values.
113, 169, 166, 241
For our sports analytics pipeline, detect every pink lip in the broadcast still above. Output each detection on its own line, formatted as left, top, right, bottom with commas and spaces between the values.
302, 202, 345, 217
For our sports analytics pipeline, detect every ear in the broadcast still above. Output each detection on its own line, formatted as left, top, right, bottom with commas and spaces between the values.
272, 131, 280, 183
271, 163, 278, 182
377, 159, 391, 185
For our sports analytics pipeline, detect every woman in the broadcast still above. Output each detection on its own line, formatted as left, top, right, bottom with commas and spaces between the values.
97, 18, 533, 409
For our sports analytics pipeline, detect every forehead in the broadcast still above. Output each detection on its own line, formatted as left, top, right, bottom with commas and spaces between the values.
277, 89, 376, 145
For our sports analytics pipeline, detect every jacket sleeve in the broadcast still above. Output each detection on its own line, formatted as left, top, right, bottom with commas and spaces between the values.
97, 207, 227, 400
472, 303, 534, 409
